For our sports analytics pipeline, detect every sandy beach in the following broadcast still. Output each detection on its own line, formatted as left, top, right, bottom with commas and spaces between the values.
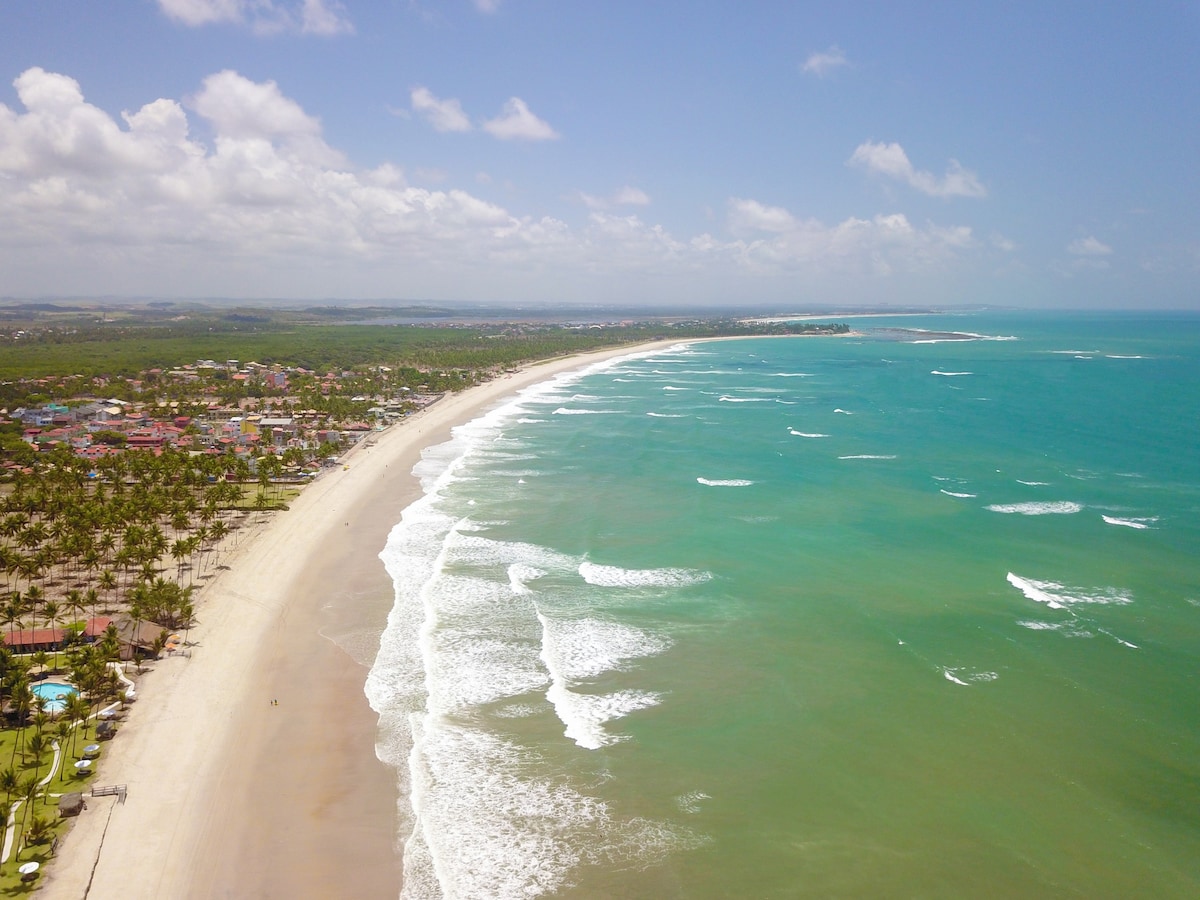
44, 341, 667, 900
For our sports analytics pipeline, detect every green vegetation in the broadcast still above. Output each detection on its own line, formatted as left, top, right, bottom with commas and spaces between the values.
0, 301, 848, 382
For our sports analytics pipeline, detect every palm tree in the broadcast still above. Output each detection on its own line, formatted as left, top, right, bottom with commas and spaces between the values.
15, 774, 39, 860
98, 570, 118, 612
41, 599, 61, 671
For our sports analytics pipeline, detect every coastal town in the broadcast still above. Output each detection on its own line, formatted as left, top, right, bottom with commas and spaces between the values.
5, 356, 448, 470
0, 352, 452, 888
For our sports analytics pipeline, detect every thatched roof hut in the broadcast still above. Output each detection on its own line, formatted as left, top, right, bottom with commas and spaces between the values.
59, 792, 85, 817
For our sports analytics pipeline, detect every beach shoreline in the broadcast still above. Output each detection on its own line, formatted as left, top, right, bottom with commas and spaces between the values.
46, 340, 672, 899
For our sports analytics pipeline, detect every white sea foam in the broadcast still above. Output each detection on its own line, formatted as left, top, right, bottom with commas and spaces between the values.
770, 372, 813, 377
1105, 354, 1146, 359
517, 417, 546, 424
834, 408, 853, 415
663, 385, 688, 391
538, 614, 671, 681
1018, 620, 1064, 631
839, 454, 897, 460
718, 395, 771, 402
508, 563, 546, 594
987, 501, 1082, 515
647, 412, 686, 418
940, 489, 977, 498
676, 791, 712, 814
492, 703, 541, 718
931, 370, 973, 376
538, 613, 670, 748
1102, 514, 1156, 529
545, 682, 662, 748
906, 329, 1018, 343
371, 342, 718, 898
579, 561, 713, 587
1098, 629, 1139, 649
553, 407, 618, 415
696, 477, 755, 486
1006, 573, 1133, 608
788, 429, 829, 438
1016, 480, 1049, 486
404, 723, 701, 899
943, 667, 999, 685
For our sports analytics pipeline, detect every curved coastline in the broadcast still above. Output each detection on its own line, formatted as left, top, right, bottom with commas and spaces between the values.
44, 340, 674, 899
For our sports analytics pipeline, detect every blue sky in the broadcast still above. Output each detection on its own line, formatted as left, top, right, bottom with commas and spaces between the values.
0, 1, 1196, 309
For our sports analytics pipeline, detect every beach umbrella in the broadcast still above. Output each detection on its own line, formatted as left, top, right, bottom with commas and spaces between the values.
18, 861, 39, 881
83, 743, 100, 757
74, 760, 92, 772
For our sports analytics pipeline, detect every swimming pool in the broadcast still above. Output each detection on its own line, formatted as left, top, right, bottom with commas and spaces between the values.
31, 682, 77, 713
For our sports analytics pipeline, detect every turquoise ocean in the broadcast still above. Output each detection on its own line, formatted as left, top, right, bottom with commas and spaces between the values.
366, 311, 1200, 899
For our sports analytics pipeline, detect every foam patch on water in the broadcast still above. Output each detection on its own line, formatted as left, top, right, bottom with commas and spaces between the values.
545, 682, 663, 748
405, 723, 703, 899
647, 412, 686, 418
839, 454, 897, 460
1006, 573, 1132, 608
987, 501, 1082, 515
834, 408, 853, 415
676, 791, 711, 814
1018, 620, 1064, 631
1102, 514, 1157, 529
940, 489, 977, 498
905, 329, 1018, 343
931, 370, 973, 376
493, 703, 541, 718
943, 668, 998, 686
553, 407, 618, 415
538, 615, 671, 681
508, 563, 546, 594
696, 477, 755, 486
788, 429, 829, 438
579, 561, 712, 588
538, 613, 671, 748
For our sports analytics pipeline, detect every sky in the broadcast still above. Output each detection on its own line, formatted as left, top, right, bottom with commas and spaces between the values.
0, 1, 1197, 310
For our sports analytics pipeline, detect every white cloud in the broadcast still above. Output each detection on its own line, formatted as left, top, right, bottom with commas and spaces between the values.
0, 68, 986, 302
1067, 235, 1112, 256
410, 87, 472, 133
300, 0, 354, 36
482, 98, 560, 141
157, 0, 243, 26
578, 186, 650, 210
849, 140, 987, 199
156, 0, 353, 36
612, 185, 650, 206
724, 198, 976, 274
728, 198, 796, 234
802, 45, 848, 77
